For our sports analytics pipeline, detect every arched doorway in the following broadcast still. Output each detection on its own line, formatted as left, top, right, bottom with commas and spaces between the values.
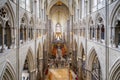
37, 43, 43, 80
22, 56, 30, 80
87, 49, 102, 80
22, 49, 35, 80
1, 63, 16, 80
78, 43, 86, 80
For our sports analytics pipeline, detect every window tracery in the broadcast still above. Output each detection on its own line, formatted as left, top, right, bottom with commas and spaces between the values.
0, 8, 8, 19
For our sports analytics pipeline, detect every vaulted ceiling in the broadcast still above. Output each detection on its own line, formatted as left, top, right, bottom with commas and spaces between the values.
46, 0, 80, 32
46, 0, 79, 15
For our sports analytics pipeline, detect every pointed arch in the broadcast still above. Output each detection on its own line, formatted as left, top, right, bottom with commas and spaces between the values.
87, 48, 102, 80
109, 59, 120, 80
110, 0, 120, 28
26, 47, 35, 71
109, 1, 120, 48
22, 47, 35, 80
1, 0, 15, 28
0, 1, 15, 49
95, 13, 105, 41
78, 42, 86, 80
1, 62, 16, 80
20, 13, 29, 42
88, 48, 97, 70
29, 17, 34, 40
22, 47, 35, 72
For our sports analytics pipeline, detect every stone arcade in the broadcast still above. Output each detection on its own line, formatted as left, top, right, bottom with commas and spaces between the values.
0, 0, 120, 80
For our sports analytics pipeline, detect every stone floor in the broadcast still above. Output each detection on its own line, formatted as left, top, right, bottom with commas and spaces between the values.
45, 68, 77, 80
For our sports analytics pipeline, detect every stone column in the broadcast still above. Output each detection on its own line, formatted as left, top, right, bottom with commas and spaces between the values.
30, 71, 36, 80
30, 71, 33, 80
43, 50, 47, 80
40, 59, 43, 80
112, 27, 115, 47
70, 15, 73, 52
33, 71, 36, 80
84, 28, 85, 37
13, 27, 16, 48
78, 59, 82, 80
67, 20, 70, 51
72, 50, 77, 72
37, 59, 41, 80
1, 27, 5, 52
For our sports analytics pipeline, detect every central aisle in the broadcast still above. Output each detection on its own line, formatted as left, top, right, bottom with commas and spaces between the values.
46, 68, 76, 80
